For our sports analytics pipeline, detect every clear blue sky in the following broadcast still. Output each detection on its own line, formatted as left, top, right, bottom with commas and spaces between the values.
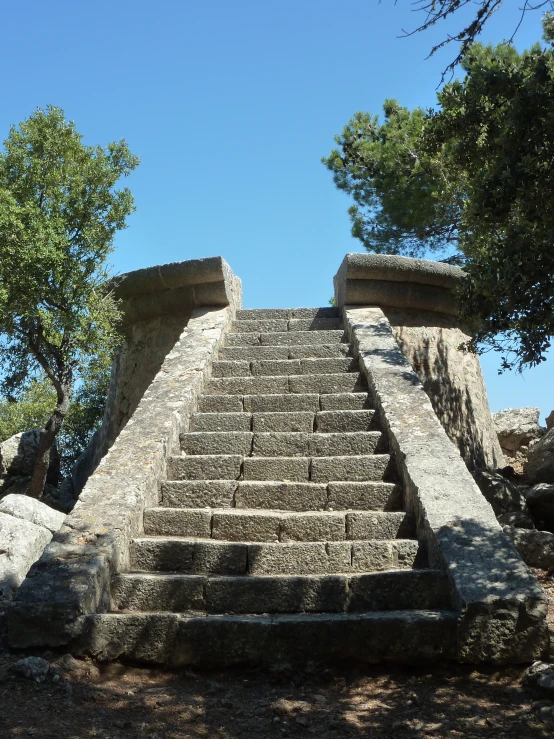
1, 1, 552, 421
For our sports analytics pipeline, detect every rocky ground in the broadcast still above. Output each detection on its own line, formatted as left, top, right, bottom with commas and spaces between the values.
0, 570, 553, 739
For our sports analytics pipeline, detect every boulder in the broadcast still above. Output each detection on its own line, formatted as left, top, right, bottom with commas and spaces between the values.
524, 484, 554, 532
546, 410, 554, 431
493, 407, 544, 452
0, 494, 65, 533
0, 512, 52, 600
503, 526, 554, 570
527, 428, 554, 485
472, 468, 528, 516
496, 510, 535, 529
0, 429, 60, 490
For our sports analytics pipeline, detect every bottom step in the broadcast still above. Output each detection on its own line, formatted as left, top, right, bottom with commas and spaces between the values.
79, 610, 457, 666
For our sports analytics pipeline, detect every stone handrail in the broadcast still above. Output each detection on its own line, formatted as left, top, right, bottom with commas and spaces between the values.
344, 305, 548, 662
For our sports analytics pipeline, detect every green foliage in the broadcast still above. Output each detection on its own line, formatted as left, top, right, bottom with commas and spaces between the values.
0, 106, 138, 493
324, 16, 554, 370
0, 378, 56, 442
322, 103, 463, 257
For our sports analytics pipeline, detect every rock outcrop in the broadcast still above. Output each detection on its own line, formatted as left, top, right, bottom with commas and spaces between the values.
526, 427, 554, 485
493, 407, 544, 470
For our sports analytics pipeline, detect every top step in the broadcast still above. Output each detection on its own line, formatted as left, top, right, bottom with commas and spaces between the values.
237, 308, 340, 320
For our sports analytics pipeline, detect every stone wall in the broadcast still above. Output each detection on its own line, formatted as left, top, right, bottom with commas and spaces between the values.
334, 254, 504, 471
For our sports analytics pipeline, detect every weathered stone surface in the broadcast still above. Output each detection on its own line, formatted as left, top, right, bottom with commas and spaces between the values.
494, 407, 544, 452
288, 318, 342, 331
472, 469, 528, 516
211, 360, 251, 377
280, 512, 346, 542
207, 376, 289, 396
161, 480, 237, 508
289, 373, 365, 395
348, 570, 451, 611
311, 455, 392, 483
197, 395, 243, 413
0, 513, 52, 600
496, 511, 535, 529
524, 484, 554, 530
191, 412, 251, 432
221, 346, 290, 360
225, 332, 261, 347
309, 432, 382, 457
80, 611, 456, 666
167, 454, 242, 481
252, 432, 310, 457
243, 394, 319, 413
112, 573, 206, 612
527, 428, 554, 484
212, 510, 281, 542
242, 457, 310, 482
252, 412, 314, 432
503, 526, 554, 570
131, 538, 248, 575
319, 392, 372, 411
236, 481, 326, 510
316, 410, 377, 433
250, 360, 301, 376
0, 494, 65, 533
233, 319, 289, 333
247, 541, 352, 575
180, 431, 253, 455
288, 344, 350, 359
205, 574, 348, 613
546, 410, 554, 431
346, 511, 414, 540
327, 481, 403, 511
260, 330, 345, 346
143, 508, 212, 537
344, 305, 548, 663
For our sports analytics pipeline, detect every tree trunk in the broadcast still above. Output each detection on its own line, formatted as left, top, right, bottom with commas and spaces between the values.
27, 385, 70, 499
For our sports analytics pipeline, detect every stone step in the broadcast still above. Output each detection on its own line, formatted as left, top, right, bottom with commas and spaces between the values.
197, 392, 373, 414
167, 455, 242, 481
236, 308, 340, 320
240, 454, 393, 482
82, 610, 457, 666
111, 569, 451, 614
232, 318, 342, 333
205, 373, 365, 396
221, 344, 350, 360
211, 357, 358, 378
192, 410, 379, 433
143, 508, 413, 542
180, 431, 382, 457
130, 537, 425, 575
160, 480, 403, 511
225, 330, 346, 347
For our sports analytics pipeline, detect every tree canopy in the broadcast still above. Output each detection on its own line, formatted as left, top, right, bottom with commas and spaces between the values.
323, 15, 554, 370
0, 106, 139, 497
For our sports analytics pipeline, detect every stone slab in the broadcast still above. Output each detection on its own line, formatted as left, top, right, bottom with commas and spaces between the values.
143, 508, 212, 537
225, 333, 261, 347
327, 482, 403, 511
242, 457, 310, 482
345, 511, 414, 540
348, 570, 452, 611
247, 541, 353, 575
250, 360, 301, 376
252, 432, 311, 457
236, 481, 326, 510
0, 495, 65, 534
252, 412, 314, 432
180, 431, 253, 456
260, 330, 345, 346
316, 410, 377, 433
111, 573, 206, 612
161, 480, 237, 508
206, 376, 289, 395
319, 393, 372, 410
211, 360, 251, 378
0, 513, 53, 600
309, 432, 382, 456
280, 512, 346, 542
167, 455, 242, 481
243, 394, 319, 413
197, 395, 243, 413
288, 318, 342, 331
212, 510, 281, 542
311, 455, 392, 483
232, 319, 289, 333
289, 373, 365, 395
191, 412, 252, 432
221, 346, 291, 360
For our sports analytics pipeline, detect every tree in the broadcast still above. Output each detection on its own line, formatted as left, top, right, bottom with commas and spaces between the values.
0, 106, 139, 498
324, 16, 554, 370
393, 0, 553, 78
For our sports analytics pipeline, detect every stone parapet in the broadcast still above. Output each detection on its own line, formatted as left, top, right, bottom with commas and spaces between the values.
9, 299, 239, 647
334, 254, 503, 470
343, 306, 548, 663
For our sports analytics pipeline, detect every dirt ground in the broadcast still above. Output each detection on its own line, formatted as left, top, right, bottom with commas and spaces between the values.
1, 571, 553, 739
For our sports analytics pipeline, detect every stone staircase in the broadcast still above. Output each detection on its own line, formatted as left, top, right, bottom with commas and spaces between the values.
96, 308, 458, 664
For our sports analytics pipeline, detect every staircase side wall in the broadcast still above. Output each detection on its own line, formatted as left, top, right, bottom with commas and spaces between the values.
344, 305, 548, 663
334, 253, 503, 471
8, 260, 241, 648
